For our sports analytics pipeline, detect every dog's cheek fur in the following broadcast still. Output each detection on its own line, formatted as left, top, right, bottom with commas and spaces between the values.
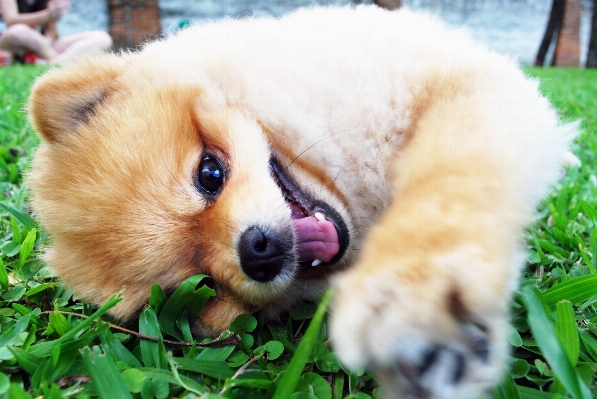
29, 71, 220, 319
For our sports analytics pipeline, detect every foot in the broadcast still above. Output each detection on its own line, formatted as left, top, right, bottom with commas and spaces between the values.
0, 51, 13, 66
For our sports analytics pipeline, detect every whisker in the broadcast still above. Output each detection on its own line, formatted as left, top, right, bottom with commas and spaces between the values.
215, 217, 235, 233
287, 128, 354, 169
331, 160, 349, 186
212, 279, 246, 303
273, 200, 289, 213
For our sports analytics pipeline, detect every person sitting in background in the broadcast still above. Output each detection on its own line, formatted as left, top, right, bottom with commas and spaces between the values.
0, 0, 112, 64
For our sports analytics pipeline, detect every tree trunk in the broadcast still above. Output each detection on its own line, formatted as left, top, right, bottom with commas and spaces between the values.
108, 0, 161, 50
553, 0, 581, 67
373, 0, 402, 10
534, 0, 565, 66
587, 0, 597, 67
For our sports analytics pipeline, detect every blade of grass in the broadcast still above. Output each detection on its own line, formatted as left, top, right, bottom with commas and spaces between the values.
149, 284, 166, 315
81, 346, 133, 399
0, 203, 36, 229
555, 300, 579, 366
521, 287, 591, 399
99, 328, 141, 368
0, 258, 8, 290
517, 385, 559, 398
136, 367, 206, 394
8, 346, 41, 374
0, 314, 30, 347
17, 228, 36, 269
24, 282, 60, 297
542, 275, 597, 306
333, 371, 345, 399
272, 289, 333, 399
494, 371, 521, 399
28, 291, 122, 357
158, 274, 215, 341
171, 356, 235, 380
588, 227, 597, 274
166, 352, 206, 395
139, 307, 167, 369
579, 329, 597, 362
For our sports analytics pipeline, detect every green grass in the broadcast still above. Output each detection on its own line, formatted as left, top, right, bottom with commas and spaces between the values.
1, 65, 597, 399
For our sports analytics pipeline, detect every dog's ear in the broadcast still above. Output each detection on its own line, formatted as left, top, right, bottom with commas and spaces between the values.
28, 53, 127, 143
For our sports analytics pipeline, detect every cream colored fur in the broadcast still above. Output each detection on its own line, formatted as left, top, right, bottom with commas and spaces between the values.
27, 6, 571, 399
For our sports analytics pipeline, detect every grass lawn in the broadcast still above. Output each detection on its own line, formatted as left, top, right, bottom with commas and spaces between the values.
0, 64, 597, 398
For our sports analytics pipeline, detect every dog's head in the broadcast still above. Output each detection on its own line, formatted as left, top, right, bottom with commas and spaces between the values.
28, 53, 351, 335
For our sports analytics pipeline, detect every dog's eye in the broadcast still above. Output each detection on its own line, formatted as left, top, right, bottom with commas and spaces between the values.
197, 155, 225, 195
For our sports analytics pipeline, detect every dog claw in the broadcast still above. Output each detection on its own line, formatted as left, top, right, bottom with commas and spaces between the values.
417, 346, 441, 376
451, 351, 466, 383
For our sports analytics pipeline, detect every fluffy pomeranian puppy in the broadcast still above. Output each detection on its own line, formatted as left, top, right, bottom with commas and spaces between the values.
28, 6, 570, 399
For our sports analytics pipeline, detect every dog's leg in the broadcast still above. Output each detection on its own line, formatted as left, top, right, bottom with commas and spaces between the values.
330, 70, 567, 399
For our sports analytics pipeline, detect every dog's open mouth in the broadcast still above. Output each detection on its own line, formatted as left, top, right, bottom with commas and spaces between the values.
269, 157, 349, 268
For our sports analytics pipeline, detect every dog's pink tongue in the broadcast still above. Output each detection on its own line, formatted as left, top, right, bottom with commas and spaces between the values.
293, 216, 340, 263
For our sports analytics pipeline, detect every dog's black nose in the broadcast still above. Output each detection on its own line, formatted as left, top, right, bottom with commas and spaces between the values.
238, 226, 293, 282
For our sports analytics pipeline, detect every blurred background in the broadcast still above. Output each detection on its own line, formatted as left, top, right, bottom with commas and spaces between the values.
55, 0, 594, 66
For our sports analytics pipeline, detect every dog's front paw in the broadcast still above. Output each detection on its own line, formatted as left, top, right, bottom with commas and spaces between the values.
367, 319, 498, 399
330, 246, 510, 399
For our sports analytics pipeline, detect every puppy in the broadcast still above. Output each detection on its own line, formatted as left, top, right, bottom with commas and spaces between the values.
28, 6, 570, 398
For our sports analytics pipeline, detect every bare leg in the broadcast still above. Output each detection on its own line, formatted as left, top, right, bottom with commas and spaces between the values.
0, 50, 12, 65
0, 24, 59, 60
50, 31, 112, 64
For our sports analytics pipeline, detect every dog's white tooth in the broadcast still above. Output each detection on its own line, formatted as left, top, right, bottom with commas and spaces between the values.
314, 212, 325, 221
311, 259, 322, 267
